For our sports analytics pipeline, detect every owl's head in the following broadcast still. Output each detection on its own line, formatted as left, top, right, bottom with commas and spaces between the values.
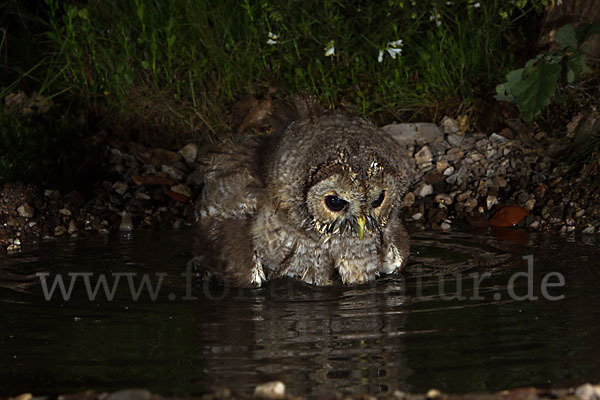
270, 112, 412, 240
304, 155, 403, 239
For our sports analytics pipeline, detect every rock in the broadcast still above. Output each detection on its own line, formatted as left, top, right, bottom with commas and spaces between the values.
170, 184, 192, 198
436, 160, 450, 172
529, 220, 540, 230
486, 195, 498, 210
582, 226, 596, 234
412, 212, 423, 220
54, 225, 67, 236
9, 394, 32, 400
68, 220, 78, 235
575, 383, 600, 400
119, 211, 134, 232
178, 143, 198, 164
447, 133, 464, 147
17, 203, 34, 218
416, 183, 434, 198
441, 221, 451, 230
106, 389, 153, 400
525, 199, 536, 211
443, 166, 455, 176
132, 175, 176, 186
112, 181, 128, 196
440, 116, 460, 134
254, 381, 286, 399
403, 192, 416, 207
161, 165, 186, 181
415, 146, 433, 166
426, 388, 442, 400
381, 122, 443, 146
59, 208, 72, 216
435, 194, 453, 206
489, 132, 509, 144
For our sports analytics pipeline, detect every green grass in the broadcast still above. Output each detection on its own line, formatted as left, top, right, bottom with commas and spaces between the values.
0, 1, 551, 182
18, 0, 544, 135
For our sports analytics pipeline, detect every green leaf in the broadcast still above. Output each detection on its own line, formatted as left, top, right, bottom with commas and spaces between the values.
512, 62, 561, 123
141, 61, 150, 70
566, 51, 590, 83
557, 24, 577, 49
575, 23, 600, 46
494, 67, 524, 103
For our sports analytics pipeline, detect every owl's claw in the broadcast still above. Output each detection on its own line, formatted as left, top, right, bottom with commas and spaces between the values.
382, 244, 405, 274
250, 252, 266, 287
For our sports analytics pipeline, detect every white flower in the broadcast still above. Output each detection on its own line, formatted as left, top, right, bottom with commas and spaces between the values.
379, 39, 403, 62
324, 40, 335, 57
387, 39, 403, 59
430, 12, 442, 27
266, 31, 279, 45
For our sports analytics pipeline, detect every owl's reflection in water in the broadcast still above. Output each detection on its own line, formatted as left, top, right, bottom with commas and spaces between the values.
194, 110, 413, 287
195, 279, 410, 396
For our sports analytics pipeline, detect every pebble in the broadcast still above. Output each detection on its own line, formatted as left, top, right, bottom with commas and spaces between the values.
170, 184, 192, 198
415, 146, 433, 166
254, 381, 286, 399
412, 212, 423, 220
113, 181, 128, 196
486, 195, 498, 210
68, 220, 78, 235
416, 183, 434, 198
178, 143, 198, 164
575, 383, 600, 400
435, 194, 453, 206
525, 199, 536, 211
443, 166, 455, 176
17, 203, 34, 218
54, 226, 67, 236
161, 165, 186, 181
440, 116, 460, 134
59, 208, 72, 216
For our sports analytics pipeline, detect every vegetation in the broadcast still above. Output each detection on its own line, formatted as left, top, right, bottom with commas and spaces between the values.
496, 23, 600, 122
2, 1, 547, 134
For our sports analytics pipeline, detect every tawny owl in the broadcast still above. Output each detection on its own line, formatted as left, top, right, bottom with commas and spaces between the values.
194, 110, 412, 287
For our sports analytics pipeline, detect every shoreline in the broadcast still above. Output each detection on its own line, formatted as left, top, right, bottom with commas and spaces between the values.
1, 115, 599, 253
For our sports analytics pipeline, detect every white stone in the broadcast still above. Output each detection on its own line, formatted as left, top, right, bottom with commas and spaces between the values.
486, 195, 498, 210
415, 146, 433, 165
443, 166, 455, 176
254, 381, 286, 399
179, 143, 198, 164
416, 183, 434, 198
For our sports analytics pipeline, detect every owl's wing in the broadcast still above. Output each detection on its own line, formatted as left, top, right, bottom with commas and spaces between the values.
194, 136, 267, 287
197, 136, 264, 220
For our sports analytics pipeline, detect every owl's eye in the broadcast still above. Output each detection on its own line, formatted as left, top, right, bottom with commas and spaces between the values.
371, 190, 385, 208
324, 195, 348, 212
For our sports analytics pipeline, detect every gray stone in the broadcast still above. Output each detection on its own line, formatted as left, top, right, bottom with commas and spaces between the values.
161, 165, 186, 181
381, 122, 443, 146
112, 181, 128, 196
440, 116, 460, 134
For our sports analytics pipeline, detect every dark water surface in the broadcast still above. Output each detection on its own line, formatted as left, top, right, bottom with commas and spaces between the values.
1, 229, 599, 397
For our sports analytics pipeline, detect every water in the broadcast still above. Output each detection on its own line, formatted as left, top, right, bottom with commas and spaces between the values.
1, 229, 599, 397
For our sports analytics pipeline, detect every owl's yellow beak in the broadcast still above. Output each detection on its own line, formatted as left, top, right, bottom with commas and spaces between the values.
356, 215, 366, 240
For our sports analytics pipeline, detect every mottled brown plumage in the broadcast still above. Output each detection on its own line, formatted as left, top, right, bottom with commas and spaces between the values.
194, 111, 412, 287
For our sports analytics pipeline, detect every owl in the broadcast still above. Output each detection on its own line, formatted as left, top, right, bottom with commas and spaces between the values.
194, 110, 412, 287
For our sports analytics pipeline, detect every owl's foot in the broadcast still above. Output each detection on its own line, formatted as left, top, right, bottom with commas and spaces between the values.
249, 252, 266, 287
381, 244, 406, 274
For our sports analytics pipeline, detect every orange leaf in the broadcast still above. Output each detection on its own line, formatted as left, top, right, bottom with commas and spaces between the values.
490, 206, 529, 227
